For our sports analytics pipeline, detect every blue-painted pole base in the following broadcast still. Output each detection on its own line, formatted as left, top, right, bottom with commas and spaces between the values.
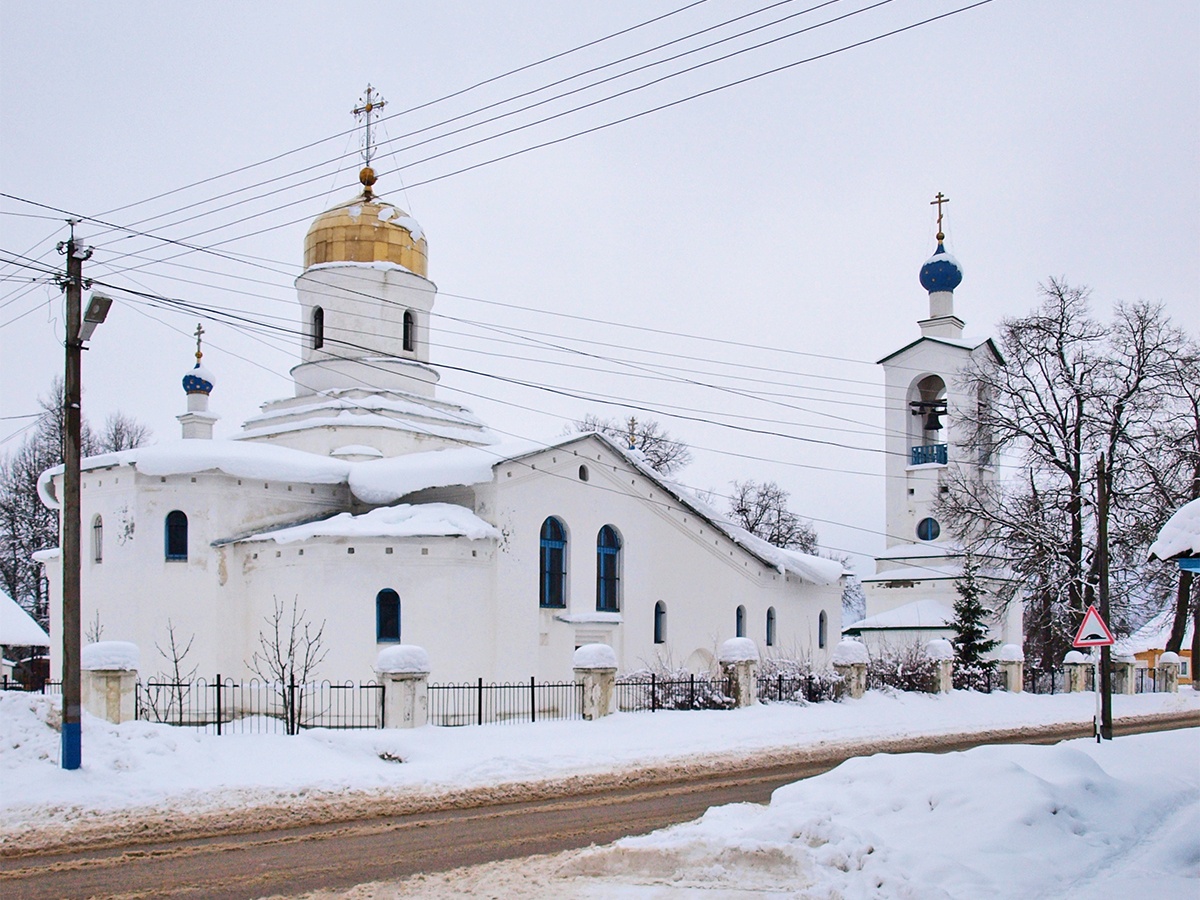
62, 722, 81, 770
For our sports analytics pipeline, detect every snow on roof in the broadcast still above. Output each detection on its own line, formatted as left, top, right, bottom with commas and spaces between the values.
347, 441, 542, 505
1149, 498, 1200, 561
240, 503, 499, 544
861, 564, 961, 583
1115, 607, 1194, 656
0, 590, 50, 646
844, 599, 954, 632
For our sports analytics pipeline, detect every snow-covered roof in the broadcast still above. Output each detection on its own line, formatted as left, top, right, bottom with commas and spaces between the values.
348, 441, 542, 505
239, 503, 499, 544
1115, 607, 1194, 656
861, 564, 961, 584
843, 599, 954, 632
876, 335, 1003, 366
0, 590, 50, 646
1149, 498, 1200, 561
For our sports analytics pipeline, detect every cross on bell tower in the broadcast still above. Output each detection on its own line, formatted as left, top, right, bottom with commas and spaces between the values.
353, 85, 387, 197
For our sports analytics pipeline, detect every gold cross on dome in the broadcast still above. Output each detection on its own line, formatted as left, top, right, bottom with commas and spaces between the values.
930, 192, 950, 240
352, 84, 388, 167
194, 322, 205, 362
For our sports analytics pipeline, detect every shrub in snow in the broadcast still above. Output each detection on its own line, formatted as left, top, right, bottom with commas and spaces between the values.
81, 641, 139, 671
718, 637, 759, 664
757, 656, 841, 704
867, 644, 937, 693
617, 665, 734, 711
573, 643, 617, 670
376, 645, 430, 675
830, 639, 869, 666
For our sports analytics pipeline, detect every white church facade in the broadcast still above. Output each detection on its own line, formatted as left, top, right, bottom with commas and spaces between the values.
39, 156, 843, 685
846, 198, 1023, 654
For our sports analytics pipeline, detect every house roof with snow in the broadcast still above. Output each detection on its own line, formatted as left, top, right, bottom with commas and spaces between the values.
843, 598, 954, 633
1, 590, 50, 646
1115, 607, 1194, 656
1149, 498, 1200, 562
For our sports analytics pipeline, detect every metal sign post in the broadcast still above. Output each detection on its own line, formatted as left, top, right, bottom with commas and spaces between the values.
1073, 605, 1116, 743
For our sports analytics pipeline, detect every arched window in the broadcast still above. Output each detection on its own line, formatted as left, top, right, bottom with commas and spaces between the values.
654, 601, 667, 644
736, 605, 746, 638
539, 517, 567, 608
312, 306, 324, 350
91, 515, 103, 563
376, 589, 400, 642
402, 310, 415, 352
916, 517, 941, 542
818, 610, 828, 649
165, 510, 188, 561
766, 607, 776, 647
596, 525, 621, 612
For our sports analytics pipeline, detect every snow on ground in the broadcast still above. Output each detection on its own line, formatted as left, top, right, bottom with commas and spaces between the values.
2, 688, 1196, 856
303, 728, 1198, 899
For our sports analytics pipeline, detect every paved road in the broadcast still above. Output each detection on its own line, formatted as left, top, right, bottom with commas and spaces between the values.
2, 713, 1195, 900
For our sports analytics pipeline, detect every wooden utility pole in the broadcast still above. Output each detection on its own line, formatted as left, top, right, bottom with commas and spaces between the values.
1097, 453, 1113, 740
58, 223, 89, 769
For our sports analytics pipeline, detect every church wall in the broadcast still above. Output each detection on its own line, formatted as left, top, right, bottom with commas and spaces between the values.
480, 439, 840, 681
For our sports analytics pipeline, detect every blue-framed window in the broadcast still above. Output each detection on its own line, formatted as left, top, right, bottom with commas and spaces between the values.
377, 589, 401, 642
654, 601, 666, 644
916, 517, 941, 542
539, 517, 567, 608
403, 310, 415, 352
596, 525, 621, 612
818, 610, 828, 648
165, 510, 188, 561
736, 604, 746, 638
766, 607, 776, 646
312, 306, 324, 350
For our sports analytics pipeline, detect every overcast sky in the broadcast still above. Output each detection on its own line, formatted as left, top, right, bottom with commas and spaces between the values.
2, 1, 1197, 568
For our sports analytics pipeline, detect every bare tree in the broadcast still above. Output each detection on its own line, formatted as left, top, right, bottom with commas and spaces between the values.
249, 597, 328, 734
570, 414, 693, 475
939, 281, 1192, 665
84, 610, 104, 643
99, 412, 152, 452
146, 619, 199, 723
727, 480, 818, 553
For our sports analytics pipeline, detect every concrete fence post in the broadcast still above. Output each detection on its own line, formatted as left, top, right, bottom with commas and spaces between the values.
1063, 650, 1091, 692
718, 638, 759, 708
80, 641, 139, 724
1156, 652, 1181, 693
376, 645, 430, 729
573, 643, 617, 720
1111, 655, 1136, 695
997, 644, 1024, 693
831, 639, 870, 699
925, 639, 955, 694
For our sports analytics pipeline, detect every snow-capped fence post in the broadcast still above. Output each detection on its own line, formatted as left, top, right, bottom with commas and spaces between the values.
81, 641, 139, 724
375, 645, 430, 729
573, 643, 617, 720
1111, 654, 1136, 694
831, 639, 869, 699
719, 638, 760, 708
997, 644, 1024, 693
924, 639, 955, 694
1156, 652, 1181, 693
1063, 651, 1090, 692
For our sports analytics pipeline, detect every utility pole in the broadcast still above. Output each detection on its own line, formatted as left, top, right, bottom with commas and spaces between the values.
57, 222, 90, 770
1097, 453, 1113, 740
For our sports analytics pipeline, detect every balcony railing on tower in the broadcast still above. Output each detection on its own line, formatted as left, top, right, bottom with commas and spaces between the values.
911, 443, 948, 465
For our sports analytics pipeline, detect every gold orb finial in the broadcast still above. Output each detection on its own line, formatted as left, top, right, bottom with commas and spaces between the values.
359, 166, 377, 197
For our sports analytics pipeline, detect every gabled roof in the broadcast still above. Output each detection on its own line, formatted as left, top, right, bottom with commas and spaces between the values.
876, 335, 1004, 366
1149, 498, 1200, 561
1, 590, 50, 646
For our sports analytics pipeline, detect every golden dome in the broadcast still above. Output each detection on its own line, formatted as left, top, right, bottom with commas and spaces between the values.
303, 177, 428, 277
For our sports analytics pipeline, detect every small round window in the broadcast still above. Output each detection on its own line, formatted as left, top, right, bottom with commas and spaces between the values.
578, 465, 589, 482
916, 517, 941, 541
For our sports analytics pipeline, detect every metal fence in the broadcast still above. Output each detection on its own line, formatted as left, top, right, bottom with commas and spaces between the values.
427, 677, 582, 726
614, 672, 735, 712
0, 678, 61, 694
755, 672, 841, 704
135, 676, 383, 734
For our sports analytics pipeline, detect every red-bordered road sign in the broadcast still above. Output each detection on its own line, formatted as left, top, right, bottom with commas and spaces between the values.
1073, 605, 1116, 648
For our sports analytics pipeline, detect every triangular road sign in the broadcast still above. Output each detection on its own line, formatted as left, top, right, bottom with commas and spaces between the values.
1073, 605, 1115, 648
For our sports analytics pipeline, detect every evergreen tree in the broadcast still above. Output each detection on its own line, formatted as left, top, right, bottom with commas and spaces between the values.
951, 550, 998, 681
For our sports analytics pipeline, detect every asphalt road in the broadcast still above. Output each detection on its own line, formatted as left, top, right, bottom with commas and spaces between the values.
2, 712, 1195, 900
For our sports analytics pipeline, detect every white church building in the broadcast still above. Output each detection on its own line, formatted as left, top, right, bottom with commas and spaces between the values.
845, 201, 1023, 654
38, 160, 844, 685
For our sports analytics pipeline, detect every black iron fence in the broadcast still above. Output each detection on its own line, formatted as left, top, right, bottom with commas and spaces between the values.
614, 672, 735, 712
427, 677, 582, 726
0, 678, 61, 694
756, 672, 841, 704
135, 676, 383, 734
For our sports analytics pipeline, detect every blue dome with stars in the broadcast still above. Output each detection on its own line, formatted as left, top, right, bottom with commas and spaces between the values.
182, 363, 215, 395
919, 242, 963, 293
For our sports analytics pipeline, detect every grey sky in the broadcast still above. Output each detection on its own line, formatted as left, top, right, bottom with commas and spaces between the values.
2, 1, 1196, 566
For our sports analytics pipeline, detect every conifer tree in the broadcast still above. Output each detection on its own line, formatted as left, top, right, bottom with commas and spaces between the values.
951, 550, 998, 676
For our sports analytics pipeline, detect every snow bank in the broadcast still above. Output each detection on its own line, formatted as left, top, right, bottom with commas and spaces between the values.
375, 645, 430, 675
572, 643, 617, 670
830, 638, 869, 665
81, 641, 139, 671
717, 637, 759, 663
243, 503, 499, 543
1149, 497, 1200, 560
